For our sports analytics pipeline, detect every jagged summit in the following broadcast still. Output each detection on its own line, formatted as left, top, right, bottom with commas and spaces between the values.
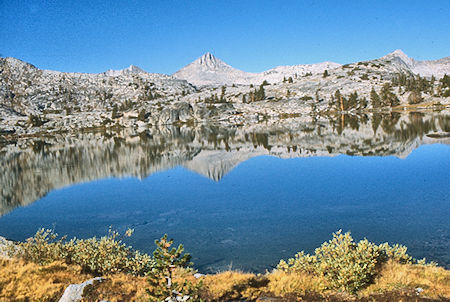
379, 49, 449, 78
103, 64, 147, 76
387, 49, 408, 57
196, 52, 224, 69
173, 52, 251, 86
173, 52, 342, 86
381, 49, 414, 66
182, 52, 234, 71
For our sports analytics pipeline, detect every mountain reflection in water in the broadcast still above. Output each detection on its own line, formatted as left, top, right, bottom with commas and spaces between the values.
0, 112, 449, 272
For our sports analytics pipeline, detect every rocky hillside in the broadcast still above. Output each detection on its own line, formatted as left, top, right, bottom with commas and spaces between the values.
173, 50, 449, 87
0, 50, 449, 137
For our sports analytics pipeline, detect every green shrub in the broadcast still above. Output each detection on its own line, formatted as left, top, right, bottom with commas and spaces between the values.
28, 114, 46, 127
277, 230, 420, 294
10, 228, 154, 276
147, 234, 201, 302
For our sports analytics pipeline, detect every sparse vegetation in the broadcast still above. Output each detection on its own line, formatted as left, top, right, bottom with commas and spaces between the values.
9, 228, 154, 276
277, 230, 431, 293
147, 234, 201, 302
28, 114, 46, 127
2, 229, 448, 301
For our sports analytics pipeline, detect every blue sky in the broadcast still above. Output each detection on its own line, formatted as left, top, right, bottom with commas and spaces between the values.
1, 0, 449, 74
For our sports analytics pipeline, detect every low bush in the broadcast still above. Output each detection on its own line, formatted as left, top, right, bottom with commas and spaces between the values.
277, 230, 430, 293
10, 228, 155, 276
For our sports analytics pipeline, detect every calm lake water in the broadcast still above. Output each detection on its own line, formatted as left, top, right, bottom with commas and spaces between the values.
0, 113, 449, 272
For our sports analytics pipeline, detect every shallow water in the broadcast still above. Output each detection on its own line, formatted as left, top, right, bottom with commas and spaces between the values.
0, 113, 449, 272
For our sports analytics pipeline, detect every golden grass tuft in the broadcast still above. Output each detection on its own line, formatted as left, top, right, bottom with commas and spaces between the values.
201, 271, 268, 301
267, 270, 326, 297
360, 260, 450, 299
1, 257, 449, 301
83, 273, 149, 302
0, 258, 91, 301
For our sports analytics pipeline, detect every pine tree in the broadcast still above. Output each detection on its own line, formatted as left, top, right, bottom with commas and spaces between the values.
370, 87, 381, 108
220, 86, 226, 102
111, 105, 120, 119
288, 77, 293, 83
137, 109, 147, 121
147, 234, 195, 302
323, 70, 329, 78
408, 90, 423, 104
253, 84, 266, 101
348, 91, 358, 109
334, 90, 343, 111
380, 83, 400, 107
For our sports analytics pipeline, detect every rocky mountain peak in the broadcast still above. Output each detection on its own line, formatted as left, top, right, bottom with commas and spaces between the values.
194, 52, 227, 69
103, 64, 147, 76
382, 49, 414, 66
126, 65, 146, 73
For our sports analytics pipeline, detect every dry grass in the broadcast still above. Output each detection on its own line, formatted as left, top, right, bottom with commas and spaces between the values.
0, 258, 91, 302
1, 258, 449, 301
201, 271, 268, 301
83, 273, 148, 302
0, 258, 198, 302
267, 270, 327, 297
360, 260, 450, 299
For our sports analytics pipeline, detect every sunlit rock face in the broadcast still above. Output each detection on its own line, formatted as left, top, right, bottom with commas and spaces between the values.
1, 50, 449, 138
1, 113, 448, 216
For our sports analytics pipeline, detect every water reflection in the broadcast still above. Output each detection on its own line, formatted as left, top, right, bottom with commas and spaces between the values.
1, 113, 449, 216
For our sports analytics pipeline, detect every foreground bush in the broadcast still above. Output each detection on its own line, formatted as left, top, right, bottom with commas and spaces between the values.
277, 230, 435, 293
147, 234, 202, 302
9, 228, 155, 276
3, 229, 448, 301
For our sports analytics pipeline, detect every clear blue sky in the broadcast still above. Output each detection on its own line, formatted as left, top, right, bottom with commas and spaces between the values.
1, 0, 449, 74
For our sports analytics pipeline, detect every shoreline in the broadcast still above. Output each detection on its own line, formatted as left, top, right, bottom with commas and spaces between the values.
1, 230, 449, 301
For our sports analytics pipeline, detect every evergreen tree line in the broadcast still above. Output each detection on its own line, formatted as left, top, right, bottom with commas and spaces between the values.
329, 90, 368, 111
390, 73, 433, 95
390, 72, 450, 100
243, 83, 266, 103
439, 74, 450, 97
370, 84, 400, 108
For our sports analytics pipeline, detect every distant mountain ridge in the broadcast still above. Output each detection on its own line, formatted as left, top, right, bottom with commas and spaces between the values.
103, 65, 148, 77
173, 50, 450, 86
173, 52, 341, 86
1, 49, 449, 137
379, 49, 450, 78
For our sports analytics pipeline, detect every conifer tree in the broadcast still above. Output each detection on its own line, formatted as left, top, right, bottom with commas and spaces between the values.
147, 234, 195, 302
380, 83, 400, 107
370, 87, 381, 108
220, 86, 226, 102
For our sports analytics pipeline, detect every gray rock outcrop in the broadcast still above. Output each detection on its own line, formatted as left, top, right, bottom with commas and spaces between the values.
58, 277, 104, 302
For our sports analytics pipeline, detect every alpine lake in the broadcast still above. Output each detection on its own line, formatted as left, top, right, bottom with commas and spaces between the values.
1, 112, 449, 273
